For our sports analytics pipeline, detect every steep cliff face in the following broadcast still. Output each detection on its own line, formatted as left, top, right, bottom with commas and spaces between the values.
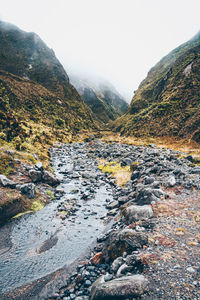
0, 21, 98, 144
70, 75, 128, 124
114, 31, 200, 142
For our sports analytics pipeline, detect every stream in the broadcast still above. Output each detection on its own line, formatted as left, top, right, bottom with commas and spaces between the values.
0, 143, 113, 293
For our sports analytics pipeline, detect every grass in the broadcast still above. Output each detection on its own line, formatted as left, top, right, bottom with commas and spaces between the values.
98, 160, 131, 186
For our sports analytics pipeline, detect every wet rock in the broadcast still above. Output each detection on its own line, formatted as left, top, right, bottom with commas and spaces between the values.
90, 274, 148, 299
0, 175, 16, 188
122, 205, 153, 223
20, 183, 36, 198
28, 169, 42, 183
42, 170, 60, 186
107, 208, 118, 216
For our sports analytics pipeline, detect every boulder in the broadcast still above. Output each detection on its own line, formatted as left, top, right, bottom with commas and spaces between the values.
90, 274, 148, 299
103, 229, 148, 261
0, 175, 16, 188
122, 205, 153, 224
42, 171, 60, 186
28, 169, 42, 183
20, 183, 36, 198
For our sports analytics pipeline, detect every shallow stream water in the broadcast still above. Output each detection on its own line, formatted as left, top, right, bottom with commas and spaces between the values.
0, 143, 112, 293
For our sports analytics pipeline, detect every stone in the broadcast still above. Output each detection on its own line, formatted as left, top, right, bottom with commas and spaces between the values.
28, 169, 42, 183
42, 171, 60, 186
103, 229, 148, 261
111, 257, 124, 273
0, 175, 16, 188
20, 183, 36, 198
90, 252, 103, 265
186, 266, 196, 273
6, 150, 15, 156
104, 273, 113, 282
122, 205, 153, 224
116, 263, 132, 277
144, 176, 155, 185
90, 274, 148, 299
35, 161, 43, 171
167, 175, 176, 187
106, 200, 119, 209
131, 171, 140, 181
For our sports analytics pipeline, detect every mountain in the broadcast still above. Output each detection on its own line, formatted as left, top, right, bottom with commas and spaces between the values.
0, 21, 98, 145
114, 31, 200, 142
70, 75, 128, 124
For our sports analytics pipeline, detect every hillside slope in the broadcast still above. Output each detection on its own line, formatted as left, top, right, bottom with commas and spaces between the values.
0, 21, 98, 146
70, 75, 128, 124
114, 31, 200, 142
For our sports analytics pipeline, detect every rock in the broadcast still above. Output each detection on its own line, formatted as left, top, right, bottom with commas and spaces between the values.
6, 150, 15, 156
118, 196, 129, 205
42, 171, 60, 186
0, 175, 16, 188
28, 169, 42, 183
90, 274, 148, 299
116, 263, 132, 277
104, 273, 113, 282
111, 257, 124, 273
20, 183, 36, 198
90, 252, 103, 265
144, 176, 155, 185
35, 161, 43, 171
121, 158, 132, 166
167, 175, 176, 187
186, 266, 196, 273
135, 187, 165, 205
106, 200, 119, 209
103, 229, 148, 261
107, 208, 118, 216
122, 205, 153, 224
131, 171, 140, 181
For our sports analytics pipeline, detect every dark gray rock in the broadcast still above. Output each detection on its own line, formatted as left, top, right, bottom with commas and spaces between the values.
35, 161, 44, 171
106, 200, 119, 210
20, 183, 36, 198
42, 171, 60, 186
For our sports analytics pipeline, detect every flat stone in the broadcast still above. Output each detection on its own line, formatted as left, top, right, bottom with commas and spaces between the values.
90, 274, 148, 299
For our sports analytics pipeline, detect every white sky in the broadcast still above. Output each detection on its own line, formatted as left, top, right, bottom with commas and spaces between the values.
0, 0, 200, 101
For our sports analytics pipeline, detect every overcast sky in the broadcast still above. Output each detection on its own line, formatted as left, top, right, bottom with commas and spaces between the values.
0, 0, 200, 101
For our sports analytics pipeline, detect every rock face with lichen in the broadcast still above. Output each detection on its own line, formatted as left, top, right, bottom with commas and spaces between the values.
114, 31, 200, 142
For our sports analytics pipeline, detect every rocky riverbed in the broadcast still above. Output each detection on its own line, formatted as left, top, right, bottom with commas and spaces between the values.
0, 140, 200, 299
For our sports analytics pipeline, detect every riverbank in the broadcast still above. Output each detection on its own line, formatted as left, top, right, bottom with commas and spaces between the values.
0, 139, 200, 299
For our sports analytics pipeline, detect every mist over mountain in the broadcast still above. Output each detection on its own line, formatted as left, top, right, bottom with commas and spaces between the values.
69, 73, 129, 124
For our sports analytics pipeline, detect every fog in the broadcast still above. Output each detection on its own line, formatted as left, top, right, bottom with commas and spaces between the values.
0, 0, 200, 102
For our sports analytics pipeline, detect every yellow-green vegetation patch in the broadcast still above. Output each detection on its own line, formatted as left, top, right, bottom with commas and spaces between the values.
13, 211, 32, 219
45, 189, 54, 199
98, 160, 131, 186
31, 200, 44, 212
